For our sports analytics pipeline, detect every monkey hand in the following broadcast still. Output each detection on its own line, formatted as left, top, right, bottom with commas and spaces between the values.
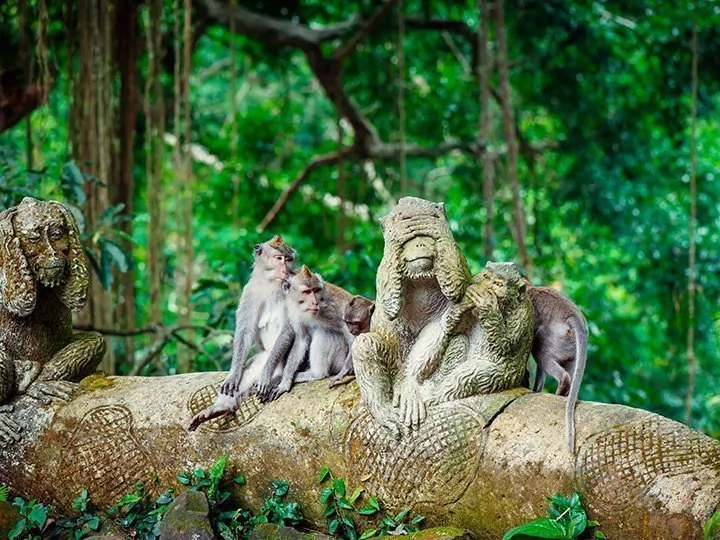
220, 371, 242, 396
263, 381, 291, 403
328, 374, 355, 387
389, 216, 445, 246
255, 379, 275, 403
25, 380, 80, 405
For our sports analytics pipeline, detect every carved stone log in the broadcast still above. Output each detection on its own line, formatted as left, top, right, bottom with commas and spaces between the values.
1, 373, 718, 539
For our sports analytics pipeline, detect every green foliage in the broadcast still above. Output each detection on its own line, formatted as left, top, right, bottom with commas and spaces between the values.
317, 467, 424, 540
8, 496, 51, 540
253, 480, 303, 529
54, 489, 102, 539
0, 484, 9, 502
503, 493, 604, 540
705, 509, 720, 540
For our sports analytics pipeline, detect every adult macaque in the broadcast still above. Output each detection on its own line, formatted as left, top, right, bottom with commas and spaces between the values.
219, 235, 298, 397
526, 285, 588, 453
327, 295, 375, 387
255, 266, 354, 402
188, 235, 297, 432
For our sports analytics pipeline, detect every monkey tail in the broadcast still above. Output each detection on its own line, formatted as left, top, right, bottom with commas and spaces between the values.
566, 314, 588, 454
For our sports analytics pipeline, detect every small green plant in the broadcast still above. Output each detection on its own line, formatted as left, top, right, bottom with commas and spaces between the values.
254, 480, 303, 528
55, 489, 102, 539
105, 482, 174, 540
178, 455, 252, 539
0, 484, 9, 502
705, 509, 720, 540
317, 467, 424, 540
503, 493, 605, 540
8, 496, 52, 540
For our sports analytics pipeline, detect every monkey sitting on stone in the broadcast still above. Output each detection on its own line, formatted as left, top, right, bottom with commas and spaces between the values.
188, 235, 297, 432
327, 295, 375, 387
526, 284, 588, 453
255, 266, 355, 402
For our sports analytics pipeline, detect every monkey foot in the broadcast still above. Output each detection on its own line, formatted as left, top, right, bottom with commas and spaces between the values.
26, 380, 80, 405
0, 412, 22, 448
188, 405, 232, 432
327, 374, 355, 388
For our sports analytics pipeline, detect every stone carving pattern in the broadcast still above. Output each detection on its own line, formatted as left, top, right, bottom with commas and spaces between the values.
188, 384, 261, 432
61, 405, 158, 506
576, 416, 720, 512
344, 401, 485, 506
0, 197, 106, 445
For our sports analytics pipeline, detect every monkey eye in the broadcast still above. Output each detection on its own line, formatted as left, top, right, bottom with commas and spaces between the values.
301, 290, 312, 295
274, 255, 283, 261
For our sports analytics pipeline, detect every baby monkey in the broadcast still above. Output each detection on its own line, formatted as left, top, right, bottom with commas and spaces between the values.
255, 266, 355, 402
527, 285, 588, 453
327, 295, 375, 387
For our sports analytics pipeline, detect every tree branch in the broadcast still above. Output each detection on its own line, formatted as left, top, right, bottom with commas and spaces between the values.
333, 0, 399, 62
198, 0, 360, 49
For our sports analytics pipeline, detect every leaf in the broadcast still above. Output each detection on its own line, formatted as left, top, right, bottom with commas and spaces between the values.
502, 518, 569, 540
394, 508, 410, 522
155, 492, 173, 505
193, 468, 206, 479
102, 240, 129, 272
117, 493, 142, 506
337, 497, 354, 510
380, 516, 396, 528
178, 473, 192, 485
273, 481, 289, 497
317, 467, 331, 484
0, 485, 9, 502
595, 532, 607, 539
98, 244, 112, 290
87, 515, 100, 530
12, 496, 26, 512
333, 477, 346, 497
320, 486, 334, 503
358, 506, 379, 516
8, 518, 26, 540
324, 506, 337, 518
348, 486, 364, 503
28, 504, 48, 528
211, 455, 227, 481
411, 515, 425, 524
368, 496, 381, 511
234, 475, 246, 485
705, 509, 720, 540
360, 528, 378, 539
99, 203, 125, 223
329, 518, 340, 535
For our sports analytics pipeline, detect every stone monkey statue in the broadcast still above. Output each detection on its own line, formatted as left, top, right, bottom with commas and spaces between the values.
0, 197, 106, 446
255, 266, 355, 402
352, 197, 534, 437
527, 285, 589, 453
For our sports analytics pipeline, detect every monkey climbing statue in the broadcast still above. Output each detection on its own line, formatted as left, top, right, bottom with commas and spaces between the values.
352, 197, 534, 437
0, 197, 106, 447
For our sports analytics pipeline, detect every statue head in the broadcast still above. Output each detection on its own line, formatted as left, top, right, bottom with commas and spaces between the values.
0, 197, 89, 316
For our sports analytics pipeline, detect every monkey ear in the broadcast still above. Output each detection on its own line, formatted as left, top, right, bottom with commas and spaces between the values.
348, 296, 358, 306
300, 265, 313, 278
52, 202, 90, 312
253, 243, 263, 258
0, 209, 37, 317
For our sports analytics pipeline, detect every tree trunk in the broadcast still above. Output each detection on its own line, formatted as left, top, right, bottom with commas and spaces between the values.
0, 377, 718, 540
493, 0, 530, 274
115, 0, 139, 366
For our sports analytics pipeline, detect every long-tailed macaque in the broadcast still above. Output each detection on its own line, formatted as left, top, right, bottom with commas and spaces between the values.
255, 266, 354, 402
219, 235, 298, 397
327, 295, 375, 387
187, 235, 297, 431
527, 285, 589, 453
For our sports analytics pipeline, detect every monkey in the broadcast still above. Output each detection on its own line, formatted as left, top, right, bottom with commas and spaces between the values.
526, 285, 589, 453
219, 235, 298, 397
327, 295, 375, 387
255, 266, 354, 402
187, 235, 297, 432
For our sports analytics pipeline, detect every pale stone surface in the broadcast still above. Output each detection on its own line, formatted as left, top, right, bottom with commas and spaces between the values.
0, 372, 717, 539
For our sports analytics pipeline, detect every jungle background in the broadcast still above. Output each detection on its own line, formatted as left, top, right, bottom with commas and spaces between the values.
0, 0, 718, 437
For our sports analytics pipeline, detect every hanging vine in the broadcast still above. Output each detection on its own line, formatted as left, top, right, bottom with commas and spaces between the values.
478, 0, 495, 261
145, 0, 165, 328
397, 0, 407, 194
684, 12, 699, 426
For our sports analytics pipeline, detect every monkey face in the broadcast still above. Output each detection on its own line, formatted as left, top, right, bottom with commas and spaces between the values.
401, 235, 437, 279
260, 245, 296, 283
15, 204, 70, 289
343, 298, 374, 336
286, 266, 324, 316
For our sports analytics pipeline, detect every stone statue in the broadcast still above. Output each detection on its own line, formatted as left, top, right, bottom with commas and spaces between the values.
0, 197, 106, 446
352, 197, 534, 436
